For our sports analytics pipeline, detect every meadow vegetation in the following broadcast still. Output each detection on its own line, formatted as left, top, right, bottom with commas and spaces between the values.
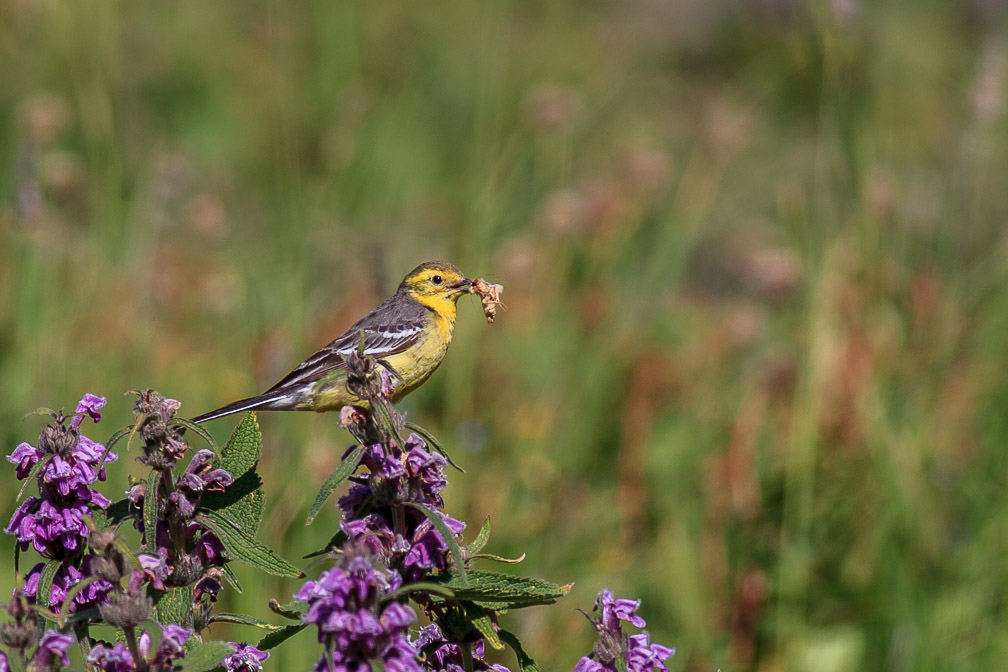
3, 1, 1008, 670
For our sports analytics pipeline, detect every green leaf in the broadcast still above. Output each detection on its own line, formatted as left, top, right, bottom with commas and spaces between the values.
171, 418, 219, 452
383, 582, 456, 602
221, 563, 243, 594
306, 444, 366, 525
103, 424, 134, 453
431, 570, 570, 609
463, 601, 503, 650
404, 422, 464, 473
209, 612, 283, 630
36, 560, 59, 621
268, 599, 307, 620
470, 552, 527, 564
143, 470, 160, 553
466, 517, 491, 556
499, 629, 541, 672
196, 511, 303, 578
257, 623, 308, 650
405, 502, 467, 585
153, 585, 194, 627
368, 657, 387, 672
302, 529, 347, 560
60, 576, 98, 618
176, 640, 233, 672
202, 412, 264, 538
17, 455, 52, 502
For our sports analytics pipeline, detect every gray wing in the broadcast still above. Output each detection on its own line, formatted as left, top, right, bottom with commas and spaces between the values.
264, 294, 428, 393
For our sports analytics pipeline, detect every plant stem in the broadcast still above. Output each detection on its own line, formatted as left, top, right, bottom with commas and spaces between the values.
461, 641, 475, 672
75, 622, 95, 671
124, 626, 146, 671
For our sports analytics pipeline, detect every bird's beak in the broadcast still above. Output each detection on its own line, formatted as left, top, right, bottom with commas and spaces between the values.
452, 278, 473, 293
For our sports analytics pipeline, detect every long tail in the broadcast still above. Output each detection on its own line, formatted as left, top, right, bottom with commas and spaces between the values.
190, 390, 292, 424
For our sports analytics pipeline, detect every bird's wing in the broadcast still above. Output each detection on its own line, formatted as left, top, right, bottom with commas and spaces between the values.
264, 295, 428, 393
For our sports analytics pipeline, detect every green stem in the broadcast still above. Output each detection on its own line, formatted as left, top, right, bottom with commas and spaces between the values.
124, 626, 147, 671
461, 641, 475, 672
160, 468, 186, 557
75, 622, 95, 671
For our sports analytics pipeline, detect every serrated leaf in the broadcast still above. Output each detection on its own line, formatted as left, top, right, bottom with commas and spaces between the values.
202, 412, 264, 538
406, 502, 466, 585
306, 444, 365, 525
196, 511, 302, 578
257, 623, 308, 650
153, 585, 194, 627
143, 470, 160, 553
36, 560, 59, 620
268, 599, 307, 620
209, 612, 282, 630
499, 629, 541, 672
466, 517, 491, 556
176, 640, 233, 672
463, 601, 503, 650
431, 570, 569, 608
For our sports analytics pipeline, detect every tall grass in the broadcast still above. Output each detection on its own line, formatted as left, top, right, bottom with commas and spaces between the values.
3, 1, 1008, 670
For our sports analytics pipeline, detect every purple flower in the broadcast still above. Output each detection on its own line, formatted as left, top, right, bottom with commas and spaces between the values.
88, 642, 135, 672
90, 623, 193, 671
296, 544, 421, 672
414, 624, 513, 672
574, 591, 674, 672
166, 449, 234, 520
72, 393, 106, 427
5, 394, 116, 562
338, 434, 465, 580
0, 651, 9, 672
23, 559, 114, 614
33, 630, 73, 668
147, 623, 191, 664
223, 643, 270, 672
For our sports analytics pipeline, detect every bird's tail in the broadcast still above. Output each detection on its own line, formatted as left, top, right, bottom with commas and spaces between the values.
190, 390, 292, 424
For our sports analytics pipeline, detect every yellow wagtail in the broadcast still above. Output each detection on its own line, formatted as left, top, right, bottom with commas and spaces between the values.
192, 260, 472, 423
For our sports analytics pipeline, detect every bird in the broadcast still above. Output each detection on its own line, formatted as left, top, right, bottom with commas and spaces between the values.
191, 260, 472, 424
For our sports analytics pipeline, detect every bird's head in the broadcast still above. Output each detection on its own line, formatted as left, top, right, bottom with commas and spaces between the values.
399, 260, 472, 313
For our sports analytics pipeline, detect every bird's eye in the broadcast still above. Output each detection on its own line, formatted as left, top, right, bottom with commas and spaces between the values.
431, 274, 443, 285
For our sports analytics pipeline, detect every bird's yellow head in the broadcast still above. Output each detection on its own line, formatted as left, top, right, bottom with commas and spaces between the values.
398, 260, 471, 318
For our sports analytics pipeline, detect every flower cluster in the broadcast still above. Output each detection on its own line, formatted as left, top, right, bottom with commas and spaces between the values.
5, 394, 118, 613
414, 624, 511, 672
296, 543, 420, 672
125, 394, 230, 605
222, 642, 270, 672
88, 623, 191, 671
6, 394, 114, 560
574, 590, 674, 672
131, 389, 187, 469
339, 434, 465, 581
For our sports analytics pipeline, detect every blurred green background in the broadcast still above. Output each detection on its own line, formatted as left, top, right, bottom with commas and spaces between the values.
4, 0, 1008, 670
